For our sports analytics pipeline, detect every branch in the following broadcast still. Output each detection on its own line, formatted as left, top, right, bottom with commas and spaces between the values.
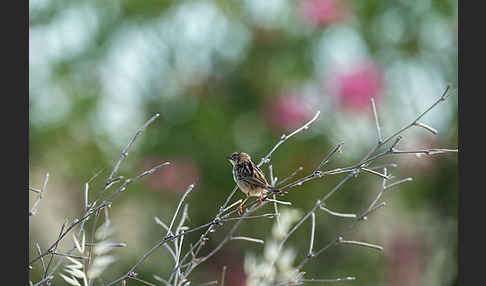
258, 111, 321, 167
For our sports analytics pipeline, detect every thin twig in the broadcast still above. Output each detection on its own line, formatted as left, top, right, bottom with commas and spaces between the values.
361, 168, 391, 180
258, 111, 321, 167
337, 237, 384, 252
370, 97, 383, 143
29, 173, 49, 216
104, 87, 456, 286
319, 206, 356, 218
221, 266, 227, 286
50, 252, 89, 260
277, 277, 356, 286
222, 199, 243, 213
276, 167, 304, 188
129, 276, 159, 286
308, 212, 316, 256
35, 243, 46, 274
198, 281, 218, 286
168, 185, 194, 236
108, 113, 160, 181
384, 178, 413, 190
231, 236, 264, 244
266, 198, 292, 206
413, 122, 438, 135
391, 148, 458, 155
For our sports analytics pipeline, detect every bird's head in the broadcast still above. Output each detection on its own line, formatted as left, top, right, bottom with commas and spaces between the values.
226, 152, 251, 166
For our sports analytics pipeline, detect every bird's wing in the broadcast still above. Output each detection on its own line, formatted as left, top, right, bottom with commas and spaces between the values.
237, 162, 269, 188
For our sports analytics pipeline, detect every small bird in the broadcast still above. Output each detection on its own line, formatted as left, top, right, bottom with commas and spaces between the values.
227, 152, 274, 214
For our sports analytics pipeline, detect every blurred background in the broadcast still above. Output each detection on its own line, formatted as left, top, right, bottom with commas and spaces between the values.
29, 0, 458, 285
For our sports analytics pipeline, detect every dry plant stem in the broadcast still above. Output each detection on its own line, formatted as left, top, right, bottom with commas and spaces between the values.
277, 277, 356, 286
129, 276, 159, 286
108, 113, 160, 181
275, 166, 304, 188
319, 206, 356, 218
308, 212, 316, 255
50, 252, 89, 260
176, 145, 355, 285
106, 211, 276, 286
29, 163, 167, 270
413, 122, 438, 135
168, 185, 194, 236
337, 238, 383, 251
86, 209, 101, 286
35, 243, 47, 274
360, 85, 452, 166
43, 219, 67, 279
167, 185, 248, 284
29, 172, 49, 216
221, 266, 227, 286
174, 205, 189, 286
257, 110, 321, 167
366, 168, 388, 213
294, 164, 391, 271
33, 275, 54, 286
112, 88, 455, 286
30, 115, 167, 285
282, 122, 422, 280
295, 180, 391, 272
269, 165, 281, 228
91, 113, 161, 208
391, 148, 457, 155
198, 281, 218, 286
385, 178, 413, 190
370, 97, 383, 142
154, 275, 170, 285
231, 236, 264, 244
166, 115, 328, 284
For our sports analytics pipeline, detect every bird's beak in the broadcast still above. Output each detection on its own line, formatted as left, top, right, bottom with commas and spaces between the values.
226, 156, 232, 161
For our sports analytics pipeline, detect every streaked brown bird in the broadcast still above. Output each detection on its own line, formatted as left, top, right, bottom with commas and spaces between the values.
227, 152, 275, 214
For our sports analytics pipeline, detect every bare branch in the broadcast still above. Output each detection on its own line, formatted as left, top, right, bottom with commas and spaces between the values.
222, 199, 243, 213
413, 122, 438, 135
108, 113, 160, 181
361, 168, 391, 180
277, 277, 356, 286
29, 172, 49, 216
276, 167, 304, 188
337, 237, 383, 252
231, 236, 265, 244
319, 206, 356, 218
266, 198, 292, 206
370, 97, 383, 143
308, 212, 316, 256
221, 266, 227, 286
384, 178, 413, 190
258, 111, 321, 167
129, 276, 159, 286
391, 148, 458, 155
198, 281, 218, 286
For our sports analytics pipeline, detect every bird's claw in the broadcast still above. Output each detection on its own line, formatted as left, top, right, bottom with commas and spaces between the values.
237, 205, 244, 215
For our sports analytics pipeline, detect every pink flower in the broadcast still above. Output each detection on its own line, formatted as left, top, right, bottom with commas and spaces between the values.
266, 92, 314, 132
141, 157, 200, 195
329, 62, 384, 112
298, 0, 349, 27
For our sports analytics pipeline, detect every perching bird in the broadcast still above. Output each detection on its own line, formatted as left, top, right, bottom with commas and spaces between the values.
227, 152, 275, 214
